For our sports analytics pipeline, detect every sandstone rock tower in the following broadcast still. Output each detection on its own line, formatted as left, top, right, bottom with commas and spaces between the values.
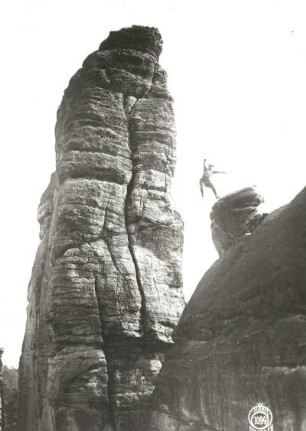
151, 188, 306, 431
18, 26, 184, 431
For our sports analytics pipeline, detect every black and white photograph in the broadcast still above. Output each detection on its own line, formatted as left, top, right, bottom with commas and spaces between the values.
0, 1, 305, 430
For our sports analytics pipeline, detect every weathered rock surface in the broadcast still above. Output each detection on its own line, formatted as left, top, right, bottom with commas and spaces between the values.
211, 187, 264, 256
18, 26, 184, 431
151, 187, 306, 431
0, 349, 3, 431
3, 366, 18, 431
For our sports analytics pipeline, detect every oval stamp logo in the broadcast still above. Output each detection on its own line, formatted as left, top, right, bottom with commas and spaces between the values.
248, 403, 273, 431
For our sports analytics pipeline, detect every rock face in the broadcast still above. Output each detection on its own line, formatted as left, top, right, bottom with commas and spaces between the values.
0, 349, 3, 431
3, 367, 18, 431
18, 26, 184, 431
151, 188, 306, 431
211, 187, 264, 256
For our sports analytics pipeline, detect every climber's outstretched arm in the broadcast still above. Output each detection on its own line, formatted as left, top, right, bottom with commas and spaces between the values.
212, 170, 227, 174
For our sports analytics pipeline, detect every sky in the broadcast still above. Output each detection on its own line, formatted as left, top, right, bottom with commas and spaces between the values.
0, 0, 306, 367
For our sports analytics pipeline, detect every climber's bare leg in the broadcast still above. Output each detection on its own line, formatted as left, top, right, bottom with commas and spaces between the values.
200, 179, 204, 197
209, 182, 219, 199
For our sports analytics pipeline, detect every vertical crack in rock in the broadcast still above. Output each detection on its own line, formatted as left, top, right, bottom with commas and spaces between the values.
124, 96, 149, 336
93, 277, 117, 431
88, 241, 120, 431
121, 56, 160, 340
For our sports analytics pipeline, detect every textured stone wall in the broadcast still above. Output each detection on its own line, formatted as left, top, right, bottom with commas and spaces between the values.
3, 366, 18, 431
18, 26, 184, 431
0, 349, 3, 431
151, 188, 306, 431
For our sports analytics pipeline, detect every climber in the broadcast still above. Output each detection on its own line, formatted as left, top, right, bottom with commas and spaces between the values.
200, 159, 226, 199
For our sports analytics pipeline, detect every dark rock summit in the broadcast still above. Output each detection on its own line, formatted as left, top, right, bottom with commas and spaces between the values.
99, 26, 163, 58
18, 26, 184, 431
151, 187, 306, 431
211, 187, 264, 256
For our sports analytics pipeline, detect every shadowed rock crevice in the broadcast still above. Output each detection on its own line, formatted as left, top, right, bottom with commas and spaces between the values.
18, 26, 185, 431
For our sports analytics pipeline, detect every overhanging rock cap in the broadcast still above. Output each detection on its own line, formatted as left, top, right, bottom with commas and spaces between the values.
99, 25, 163, 59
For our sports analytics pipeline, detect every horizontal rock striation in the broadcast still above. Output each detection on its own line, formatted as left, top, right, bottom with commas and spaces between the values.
18, 26, 184, 431
151, 187, 306, 431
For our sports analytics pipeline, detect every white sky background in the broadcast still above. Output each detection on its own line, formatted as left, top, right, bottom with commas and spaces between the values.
0, 0, 306, 367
